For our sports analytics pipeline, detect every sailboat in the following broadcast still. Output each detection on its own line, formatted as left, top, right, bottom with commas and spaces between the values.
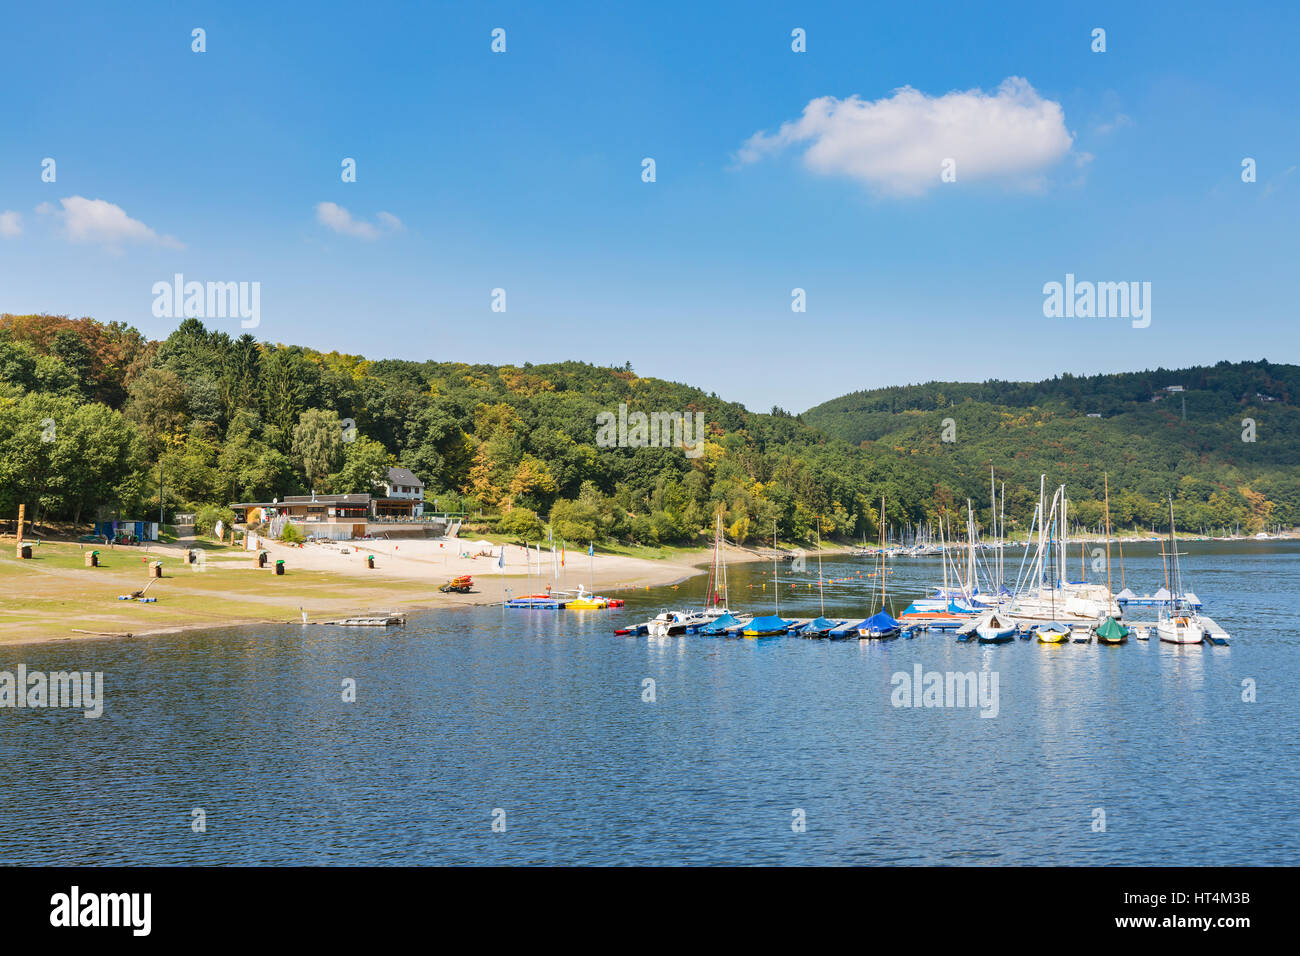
647, 512, 735, 637
1008, 478, 1119, 628
743, 518, 790, 638
859, 496, 901, 639
1094, 474, 1129, 645
1156, 496, 1205, 645
798, 516, 838, 638
702, 511, 735, 621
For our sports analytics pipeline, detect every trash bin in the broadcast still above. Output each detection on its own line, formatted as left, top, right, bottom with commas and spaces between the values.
85, 551, 99, 567
151, 562, 163, 578
257, 551, 268, 568
275, 560, 285, 576
18, 544, 31, 559
366, 555, 375, 569
187, 549, 196, 564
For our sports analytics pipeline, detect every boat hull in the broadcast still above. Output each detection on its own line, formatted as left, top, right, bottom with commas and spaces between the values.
858, 628, 900, 639
1157, 624, 1204, 644
1036, 626, 1070, 644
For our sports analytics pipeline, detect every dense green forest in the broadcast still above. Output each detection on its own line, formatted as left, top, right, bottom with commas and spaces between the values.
804, 362, 1300, 536
1, 312, 1295, 545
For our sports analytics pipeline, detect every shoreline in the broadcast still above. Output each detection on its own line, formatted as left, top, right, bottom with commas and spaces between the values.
2, 531, 1292, 648
0, 534, 849, 647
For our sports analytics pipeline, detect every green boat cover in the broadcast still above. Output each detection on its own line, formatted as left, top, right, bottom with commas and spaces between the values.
1095, 617, 1130, 641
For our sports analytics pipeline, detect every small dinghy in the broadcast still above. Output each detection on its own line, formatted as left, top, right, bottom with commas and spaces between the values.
975, 612, 1016, 644
1036, 621, 1071, 644
797, 617, 839, 638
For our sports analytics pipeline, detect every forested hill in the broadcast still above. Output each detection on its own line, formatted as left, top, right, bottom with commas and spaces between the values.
1, 311, 1296, 544
802, 361, 1300, 533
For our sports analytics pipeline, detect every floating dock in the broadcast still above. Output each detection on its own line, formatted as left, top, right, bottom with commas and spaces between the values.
322, 615, 406, 627
1198, 615, 1232, 645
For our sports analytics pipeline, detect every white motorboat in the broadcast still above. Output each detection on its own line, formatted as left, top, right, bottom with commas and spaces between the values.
646, 610, 707, 637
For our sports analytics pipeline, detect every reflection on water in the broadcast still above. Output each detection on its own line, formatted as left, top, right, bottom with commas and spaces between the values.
0, 541, 1296, 865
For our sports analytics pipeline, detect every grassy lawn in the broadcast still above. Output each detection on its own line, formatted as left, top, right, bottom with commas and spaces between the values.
0, 540, 438, 641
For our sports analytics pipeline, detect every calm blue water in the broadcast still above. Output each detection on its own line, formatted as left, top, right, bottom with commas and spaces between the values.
1, 540, 1297, 865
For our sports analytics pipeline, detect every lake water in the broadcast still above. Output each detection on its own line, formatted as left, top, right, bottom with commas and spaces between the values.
1, 540, 1297, 865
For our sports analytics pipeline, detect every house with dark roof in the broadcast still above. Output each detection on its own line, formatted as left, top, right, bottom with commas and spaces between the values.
373, 466, 425, 518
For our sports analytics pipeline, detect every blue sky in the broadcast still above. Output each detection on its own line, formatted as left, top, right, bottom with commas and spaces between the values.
2, 1, 1297, 411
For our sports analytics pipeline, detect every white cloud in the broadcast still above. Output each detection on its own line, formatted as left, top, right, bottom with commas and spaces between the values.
315, 202, 403, 240
0, 211, 20, 238
37, 196, 183, 248
737, 76, 1074, 197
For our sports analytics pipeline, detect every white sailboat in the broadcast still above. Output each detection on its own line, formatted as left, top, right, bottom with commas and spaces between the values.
1156, 496, 1205, 645
1006, 479, 1120, 625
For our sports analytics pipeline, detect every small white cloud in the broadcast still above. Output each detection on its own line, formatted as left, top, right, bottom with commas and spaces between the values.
37, 196, 183, 248
315, 202, 403, 240
0, 211, 20, 238
737, 76, 1074, 197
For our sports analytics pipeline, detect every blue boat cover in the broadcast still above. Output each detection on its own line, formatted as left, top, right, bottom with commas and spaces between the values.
800, 616, 838, 633
862, 611, 900, 632
700, 613, 740, 635
746, 615, 791, 633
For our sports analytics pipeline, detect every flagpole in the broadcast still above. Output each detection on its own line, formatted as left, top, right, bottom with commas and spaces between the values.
498, 543, 506, 608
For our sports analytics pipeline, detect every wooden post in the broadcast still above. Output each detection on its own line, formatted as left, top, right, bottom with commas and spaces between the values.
16, 503, 24, 558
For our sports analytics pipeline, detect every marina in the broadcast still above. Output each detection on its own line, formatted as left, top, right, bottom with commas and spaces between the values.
605, 479, 1234, 648
0, 536, 1289, 867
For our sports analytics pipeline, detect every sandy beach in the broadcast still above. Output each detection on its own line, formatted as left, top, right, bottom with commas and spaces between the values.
0, 533, 814, 646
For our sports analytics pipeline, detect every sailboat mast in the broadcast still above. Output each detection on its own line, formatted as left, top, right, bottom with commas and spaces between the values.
1103, 473, 1113, 604
719, 513, 728, 609
1168, 495, 1182, 603
939, 507, 949, 598
966, 499, 975, 599
989, 468, 996, 593
773, 517, 779, 617
999, 480, 1006, 594
1036, 475, 1048, 590
879, 496, 887, 612
816, 515, 825, 617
